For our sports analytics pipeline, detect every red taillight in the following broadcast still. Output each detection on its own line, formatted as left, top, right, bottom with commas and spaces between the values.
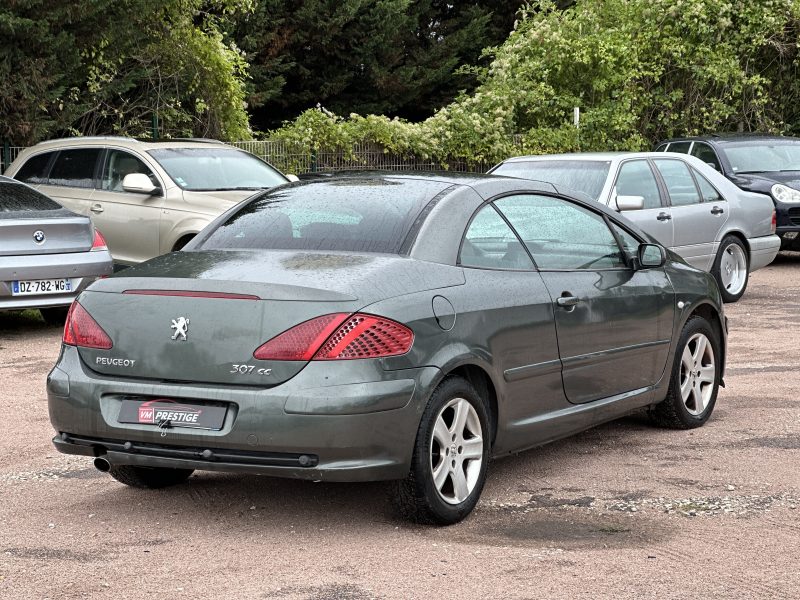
314, 314, 414, 360
91, 229, 107, 252
253, 313, 414, 361
63, 302, 113, 349
253, 313, 348, 361
771, 210, 777, 233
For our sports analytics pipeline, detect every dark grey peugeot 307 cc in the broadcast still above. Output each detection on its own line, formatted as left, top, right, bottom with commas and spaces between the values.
48, 172, 726, 525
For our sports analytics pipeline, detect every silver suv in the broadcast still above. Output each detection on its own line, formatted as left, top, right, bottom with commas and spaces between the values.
6, 137, 290, 266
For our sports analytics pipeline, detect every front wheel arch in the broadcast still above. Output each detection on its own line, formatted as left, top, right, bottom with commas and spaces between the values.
171, 233, 197, 252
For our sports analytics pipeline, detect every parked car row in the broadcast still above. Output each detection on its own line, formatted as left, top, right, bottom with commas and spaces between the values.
0, 132, 792, 525
1, 134, 792, 325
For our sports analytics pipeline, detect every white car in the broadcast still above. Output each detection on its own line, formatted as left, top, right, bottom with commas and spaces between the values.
490, 152, 780, 302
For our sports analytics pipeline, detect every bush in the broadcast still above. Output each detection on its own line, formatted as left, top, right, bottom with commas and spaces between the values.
273, 0, 800, 165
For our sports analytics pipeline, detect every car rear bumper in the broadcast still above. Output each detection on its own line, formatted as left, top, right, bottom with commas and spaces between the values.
747, 234, 781, 271
0, 250, 113, 311
47, 345, 438, 482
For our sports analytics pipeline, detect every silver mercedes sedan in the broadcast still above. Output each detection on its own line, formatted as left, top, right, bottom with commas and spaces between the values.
0, 176, 113, 324
491, 152, 781, 302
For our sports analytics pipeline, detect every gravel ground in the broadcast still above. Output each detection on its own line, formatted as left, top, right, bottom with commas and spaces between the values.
1, 254, 799, 599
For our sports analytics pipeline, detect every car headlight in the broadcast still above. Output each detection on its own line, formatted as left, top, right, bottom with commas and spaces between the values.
771, 183, 800, 203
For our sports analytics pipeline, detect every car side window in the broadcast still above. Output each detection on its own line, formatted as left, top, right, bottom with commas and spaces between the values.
666, 141, 691, 154
692, 169, 723, 202
494, 194, 627, 270
689, 142, 721, 171
614, 160, 662, 209
653, 159, 701, 206
460, 204, 534, 270
48, 149, 101, 189
14, 152, 54, 185
101, 150, 158, 192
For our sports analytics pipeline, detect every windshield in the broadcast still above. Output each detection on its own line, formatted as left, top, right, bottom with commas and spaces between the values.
197, 178, 448, 254
492, 160, 610, 200
148, 148, 287, 191
723, 142, 800, 173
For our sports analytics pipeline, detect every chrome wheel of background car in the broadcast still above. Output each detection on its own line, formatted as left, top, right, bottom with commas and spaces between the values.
719, 242, 747, 296
679, 333, 716, 416
429, 397, 484, 505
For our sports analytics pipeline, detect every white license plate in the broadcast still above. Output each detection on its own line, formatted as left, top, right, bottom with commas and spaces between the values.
11, 279, 72, 296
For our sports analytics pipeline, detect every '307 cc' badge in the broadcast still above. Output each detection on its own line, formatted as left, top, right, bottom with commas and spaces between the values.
170, 316, 190, 341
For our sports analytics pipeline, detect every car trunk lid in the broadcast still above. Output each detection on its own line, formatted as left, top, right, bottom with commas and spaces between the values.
0, 213, 94, 256
76, 249, 463, 386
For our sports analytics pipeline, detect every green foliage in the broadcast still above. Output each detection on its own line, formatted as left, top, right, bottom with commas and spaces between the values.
274, 0, 800, 165
235, 1, 526, 130
0, 0, 252, 144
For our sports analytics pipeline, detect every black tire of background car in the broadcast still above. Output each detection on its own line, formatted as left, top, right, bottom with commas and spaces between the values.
712, 235, 749, 303
40, 307, 69, 326
107, 465, 195, 489
392, 376, 490, 525
649, 315, 721, 429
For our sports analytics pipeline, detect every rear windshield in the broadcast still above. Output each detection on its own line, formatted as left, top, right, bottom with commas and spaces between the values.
492, 160, 610, 200
0, 181, 65, 217
197, 178, 447, 254
148, 148, 287, 191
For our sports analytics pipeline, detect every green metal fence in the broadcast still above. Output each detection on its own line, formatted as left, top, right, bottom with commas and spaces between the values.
0, 144, 26, 174
231, 140, 492, 175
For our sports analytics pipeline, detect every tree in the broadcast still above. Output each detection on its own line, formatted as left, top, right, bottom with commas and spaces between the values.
235, 0, 526, 131
0, 0, 252, 144
274, 0, 800, 165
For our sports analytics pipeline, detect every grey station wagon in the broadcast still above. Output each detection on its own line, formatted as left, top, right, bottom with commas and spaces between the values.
491, 153, 780, 302
48, 173, 726, 525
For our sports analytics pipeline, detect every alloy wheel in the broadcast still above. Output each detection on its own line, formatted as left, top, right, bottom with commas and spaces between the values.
719, 243, 747, 296
429, 397, 484, 505
679, 333, 716, 416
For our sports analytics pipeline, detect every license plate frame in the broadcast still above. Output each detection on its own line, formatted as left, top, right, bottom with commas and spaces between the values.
11, 278, 72, 296
118, 399, 228, 431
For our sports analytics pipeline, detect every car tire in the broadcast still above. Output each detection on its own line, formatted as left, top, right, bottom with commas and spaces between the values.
392, 376, 490, 525
40, 307, 69, 326
107, 465, 194, 489
650, 315, 721, 429
712, 235, 749, 303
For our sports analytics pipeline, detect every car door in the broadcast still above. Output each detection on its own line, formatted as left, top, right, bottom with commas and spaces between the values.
36, 148, 102, 217
653, 158, 729, 271
494, 193, 674, 404
457, 202, 568, 444
609, 159, 675, 248
90, 148, 165, 265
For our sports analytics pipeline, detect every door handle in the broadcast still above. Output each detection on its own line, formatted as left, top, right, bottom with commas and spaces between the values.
90, 204, 104, 213
710, 206, 724, 215
556, 294, 580, 308
656, 212, 671, 221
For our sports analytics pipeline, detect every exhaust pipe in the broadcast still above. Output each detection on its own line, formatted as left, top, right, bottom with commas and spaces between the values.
93, 457, 111, 472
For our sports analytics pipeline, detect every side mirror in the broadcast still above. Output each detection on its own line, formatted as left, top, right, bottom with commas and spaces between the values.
638, 243, 666, 268
615, 195, 645, 211
122, 173, 158, 195
706, 162, 721, 172
286, 174, 300, 182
